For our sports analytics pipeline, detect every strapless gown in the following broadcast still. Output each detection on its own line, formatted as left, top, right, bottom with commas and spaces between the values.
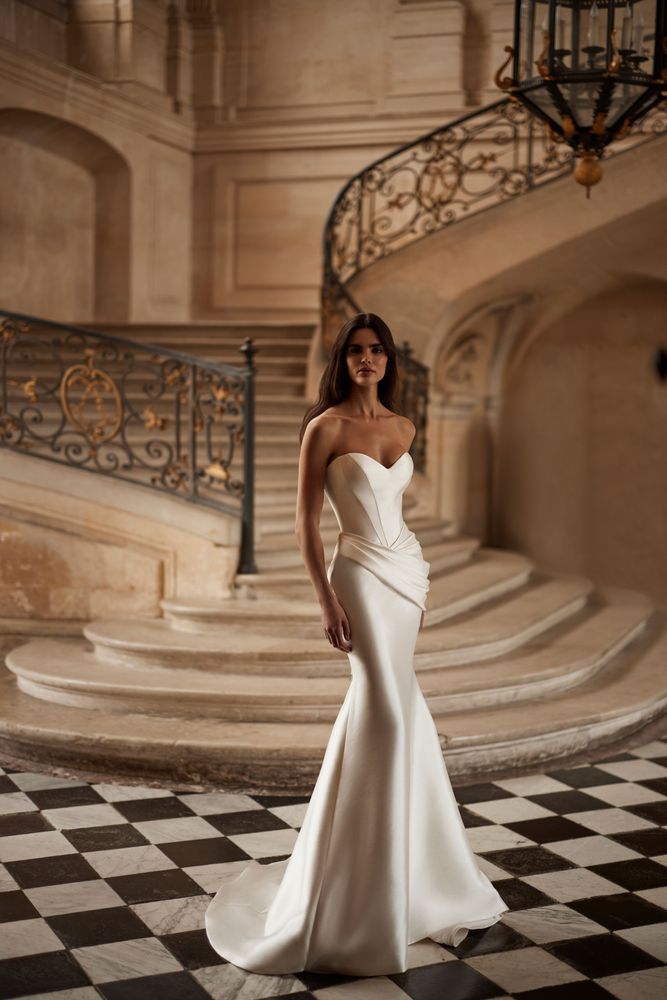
205, 450, 508, 976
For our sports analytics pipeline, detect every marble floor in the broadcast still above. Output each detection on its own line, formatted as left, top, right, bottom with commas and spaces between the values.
1, 741, 667, 1000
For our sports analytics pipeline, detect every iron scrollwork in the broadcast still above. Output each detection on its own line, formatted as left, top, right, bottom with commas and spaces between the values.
321, 97, 667, 471
0, 312, 253, 530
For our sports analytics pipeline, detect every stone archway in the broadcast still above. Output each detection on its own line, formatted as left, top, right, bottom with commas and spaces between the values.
0, 108, 131, 322
496, 277, 667, 606
429, 295, 534, 541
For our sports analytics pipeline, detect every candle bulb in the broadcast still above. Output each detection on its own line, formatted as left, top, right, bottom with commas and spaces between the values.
587, 1, 599, 48
621, 1, 633, 49
556, 3, 566, 48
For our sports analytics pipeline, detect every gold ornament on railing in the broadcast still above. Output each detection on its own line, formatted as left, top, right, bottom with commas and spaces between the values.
60, 348, 122, 445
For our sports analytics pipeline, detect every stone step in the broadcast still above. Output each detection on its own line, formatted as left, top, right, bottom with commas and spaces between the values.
90, 323, 315, 344
163, 536, 478, 629
1, 608, 664, 792
256, 395, 308, 418
257, 514, 453, 553
69, 564, 588, 675
256, 533, 473, 574
239, 547, 536, 608
4, 595, 653, 723
12, 352, 308, 375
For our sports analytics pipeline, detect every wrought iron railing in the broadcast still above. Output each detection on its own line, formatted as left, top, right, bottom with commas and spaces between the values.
321, 97, 666, 469
0, 309, 257, 573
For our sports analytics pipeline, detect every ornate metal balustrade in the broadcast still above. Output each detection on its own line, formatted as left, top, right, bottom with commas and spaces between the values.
0, 309, 257, 574
321, 97, 666, 470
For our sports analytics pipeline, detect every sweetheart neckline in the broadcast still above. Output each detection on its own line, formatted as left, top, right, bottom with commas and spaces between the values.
327, 450, 412, 473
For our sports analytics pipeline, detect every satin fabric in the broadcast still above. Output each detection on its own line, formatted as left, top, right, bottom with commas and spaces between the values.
205, 450, 508, 976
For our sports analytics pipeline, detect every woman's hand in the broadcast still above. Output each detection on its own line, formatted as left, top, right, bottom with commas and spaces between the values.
321, 596, 352, 652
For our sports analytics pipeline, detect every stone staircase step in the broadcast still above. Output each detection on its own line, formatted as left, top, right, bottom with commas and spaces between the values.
257, 516, 457, 553
1, 610, 664, 792
256, 534, 474, 573
92, 322, 315, 343
4, 594, 653, 723
67, 566, 592, 675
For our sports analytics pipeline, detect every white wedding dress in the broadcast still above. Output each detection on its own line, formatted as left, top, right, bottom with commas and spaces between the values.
205, 450, 508, 976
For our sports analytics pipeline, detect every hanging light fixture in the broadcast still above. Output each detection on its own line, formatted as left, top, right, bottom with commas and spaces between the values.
495, 0, 667, 194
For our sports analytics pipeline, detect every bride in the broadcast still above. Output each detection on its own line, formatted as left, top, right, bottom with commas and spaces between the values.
205, 312, 508, 976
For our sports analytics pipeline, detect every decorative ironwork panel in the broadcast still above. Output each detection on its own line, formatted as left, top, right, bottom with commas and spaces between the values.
0, 311, 251, 520
320, 97, 666, 472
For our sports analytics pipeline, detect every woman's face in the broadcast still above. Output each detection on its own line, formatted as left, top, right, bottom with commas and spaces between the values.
345, 327, 388, 387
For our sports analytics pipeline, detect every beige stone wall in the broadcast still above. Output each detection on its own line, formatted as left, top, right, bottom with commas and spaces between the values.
0, 0, 508, 323
497, 281, 667, 608
0, 453, 241, 620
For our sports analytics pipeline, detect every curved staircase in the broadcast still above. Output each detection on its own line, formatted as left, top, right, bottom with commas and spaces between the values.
2, 317, 666, 794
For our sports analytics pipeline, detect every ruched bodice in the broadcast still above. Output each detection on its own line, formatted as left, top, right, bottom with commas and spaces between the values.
324, 451, 430, 611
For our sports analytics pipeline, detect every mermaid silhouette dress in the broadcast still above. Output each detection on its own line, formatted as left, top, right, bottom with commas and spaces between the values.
205, 450, 508, 976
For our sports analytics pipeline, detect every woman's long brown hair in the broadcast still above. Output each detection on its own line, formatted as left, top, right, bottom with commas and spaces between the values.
299, 312, 403, 443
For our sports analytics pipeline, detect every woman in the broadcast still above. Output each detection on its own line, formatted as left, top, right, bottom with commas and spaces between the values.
205, 312, 508, 976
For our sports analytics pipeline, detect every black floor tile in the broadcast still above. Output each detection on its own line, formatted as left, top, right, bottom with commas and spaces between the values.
106, 867, 208, 905
624, 799, 667, 825
160, 834, 249, 868
504, 816, 593, 844
526, 790, 610, 814
0, 775, 18, 793
64, 822, 150, 852
448, 919, 531, 957
48, 904, 154, 948
160, 928, 228, 969
544, 766, 625, 789
26, 783, 108, 810
97, 970, 212, 1000
0, 810, 54, 837
0, 950, 91, 999
0, 889, 40, 924
495, 878, 557, 911
608, 827, 667, 857
391, 958, 505, 1000
253, 794, 311, 807
635, 777, 667, 797
546, 932, 660, 977
112, 796, 197, 823
568, 891, 667, 930
482, 846, 574, 877
454, 783, 514, 805
206, 808, 292, 835
588, 858, 667, 892
516, 984, 616, 999
6, 850, 101, 888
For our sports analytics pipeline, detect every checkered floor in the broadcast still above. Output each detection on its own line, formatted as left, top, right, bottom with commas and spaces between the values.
1, 742, 666, 1000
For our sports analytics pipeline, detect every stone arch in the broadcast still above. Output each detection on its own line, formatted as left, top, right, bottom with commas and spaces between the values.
496, 276, 667, 606
0, 108, 131, 321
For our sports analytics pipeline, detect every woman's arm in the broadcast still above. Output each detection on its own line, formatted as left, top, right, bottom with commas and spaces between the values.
294, 418, 352, 652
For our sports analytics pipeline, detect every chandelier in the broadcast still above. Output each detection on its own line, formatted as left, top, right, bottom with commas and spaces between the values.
495, 0, 667, 194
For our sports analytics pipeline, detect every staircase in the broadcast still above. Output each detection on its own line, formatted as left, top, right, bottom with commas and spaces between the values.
2, 317, 665, 793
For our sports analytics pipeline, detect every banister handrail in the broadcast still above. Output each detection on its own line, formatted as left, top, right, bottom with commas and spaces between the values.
0, 308, 257, 574
321, 96, 666, 470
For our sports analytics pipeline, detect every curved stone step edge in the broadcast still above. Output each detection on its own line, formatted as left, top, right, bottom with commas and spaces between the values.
237, 543, 522, 599
0, 620, 665, 792
440, 616, 667, 778
87, 552, 541, 656
79, 574, 591, 673
161, 539, 479, 627
6, 602, 653, 720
